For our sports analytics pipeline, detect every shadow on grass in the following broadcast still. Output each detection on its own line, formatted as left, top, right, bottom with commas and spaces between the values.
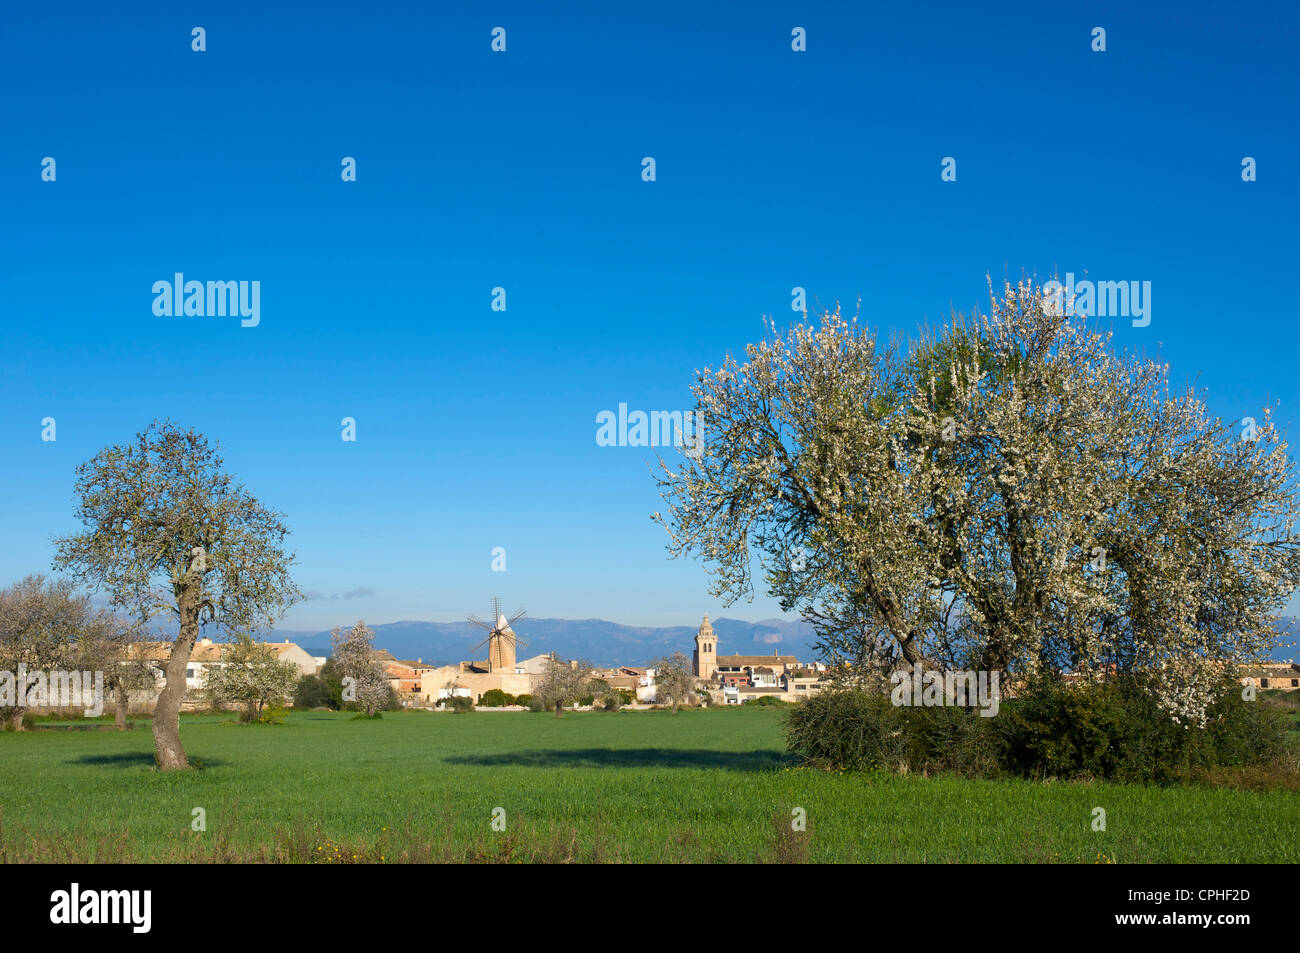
445, 747, 793, 771
67, 752, 228, 770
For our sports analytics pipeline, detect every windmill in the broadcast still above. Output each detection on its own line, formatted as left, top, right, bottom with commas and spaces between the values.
467, 597, 528, 673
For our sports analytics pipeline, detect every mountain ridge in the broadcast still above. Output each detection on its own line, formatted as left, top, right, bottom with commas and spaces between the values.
187, 615, 1300, 670
270, 616, 817, 669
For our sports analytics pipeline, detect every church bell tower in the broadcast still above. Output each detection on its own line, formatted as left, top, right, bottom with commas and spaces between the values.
694, 614, 717, 679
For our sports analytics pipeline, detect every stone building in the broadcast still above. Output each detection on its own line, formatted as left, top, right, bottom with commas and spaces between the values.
1239, 662, 1300, 692
689, 614, 825, 704
694, 615, 718, 679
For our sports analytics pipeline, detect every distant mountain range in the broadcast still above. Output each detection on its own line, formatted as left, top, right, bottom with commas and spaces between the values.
268, 617, 819, 669
199, 614, 1300, 670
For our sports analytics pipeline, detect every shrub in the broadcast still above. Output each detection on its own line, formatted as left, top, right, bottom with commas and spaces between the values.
255, 704, 290, 725
447, 695, 474, 714
785, 689, 914, 772
513, 694, 533, 708
293, 674, 334, 710
3, 713, 37, 732
744, 694, 790, 707
786, 675, 1290, 784
479, 689, 516, 707
993, 673, 1289, 783
318, 658, 346, 709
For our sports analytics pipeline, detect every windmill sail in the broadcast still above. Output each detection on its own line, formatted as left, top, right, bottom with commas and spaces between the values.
466, 599, 528, 673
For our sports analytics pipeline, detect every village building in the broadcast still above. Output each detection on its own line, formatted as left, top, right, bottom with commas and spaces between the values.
126, 636, 321, 710
691, 615, 825, 704
714, 651, 801, 679
408, 615, 546, 705
376, 651, 442, 697
1239, 661, 1300, 692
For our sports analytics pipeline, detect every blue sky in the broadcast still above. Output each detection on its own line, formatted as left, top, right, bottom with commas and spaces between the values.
2, 0, 1298, 630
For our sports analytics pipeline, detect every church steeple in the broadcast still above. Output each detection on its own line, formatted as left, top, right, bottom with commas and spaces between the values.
694, 614, 717, 679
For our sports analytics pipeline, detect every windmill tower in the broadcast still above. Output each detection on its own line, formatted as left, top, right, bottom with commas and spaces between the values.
468, 597, 528, 673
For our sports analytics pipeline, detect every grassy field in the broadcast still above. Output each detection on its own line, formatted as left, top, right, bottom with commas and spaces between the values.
1, 707, 1297, 863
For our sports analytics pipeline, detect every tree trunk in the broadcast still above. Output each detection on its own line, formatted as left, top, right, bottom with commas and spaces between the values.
153, 593, 199, 770
8, 710, 24, 732
114, 683, 129, 730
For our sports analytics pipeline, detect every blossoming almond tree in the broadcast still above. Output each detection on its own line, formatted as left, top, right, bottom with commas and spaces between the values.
654, 279, 1300, 724
204, 632, 299, 722
330, 620, 391, 717
650, 651, 697, 711
532, 656, 594, 716
0, 574, 110, 730
69, 612, 160, 730
53, 420, 300, 768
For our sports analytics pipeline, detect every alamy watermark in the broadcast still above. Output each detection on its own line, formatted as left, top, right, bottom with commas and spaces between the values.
152, 273, 260, 327
0, 665, 105, 717
890, 663, 1001, 717
595, 403, 704, 456
50, 883, 151, 933
1042, 272, 1151, 327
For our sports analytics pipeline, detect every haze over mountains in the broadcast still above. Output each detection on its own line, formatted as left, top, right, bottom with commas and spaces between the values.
168, 615, 1300, 670
272, 617, 818, 669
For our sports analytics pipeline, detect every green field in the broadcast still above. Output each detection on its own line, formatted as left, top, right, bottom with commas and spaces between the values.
2, 707, 1296, 863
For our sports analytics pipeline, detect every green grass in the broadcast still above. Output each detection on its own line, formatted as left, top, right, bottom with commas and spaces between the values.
1, 707, 1296, 862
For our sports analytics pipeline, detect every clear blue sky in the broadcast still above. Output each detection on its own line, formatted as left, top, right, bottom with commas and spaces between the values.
2, 0, 1297, 630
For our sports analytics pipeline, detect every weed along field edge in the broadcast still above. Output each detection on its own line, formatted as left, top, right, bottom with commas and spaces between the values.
1, 707, 1296, 864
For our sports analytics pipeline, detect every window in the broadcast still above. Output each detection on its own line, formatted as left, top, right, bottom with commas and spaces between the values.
1292, 679, 1298, 687
186, 667, 195, 678
1261, 678, 1269, 688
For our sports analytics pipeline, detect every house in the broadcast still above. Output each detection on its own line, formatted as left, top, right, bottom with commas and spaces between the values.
591, 667, 641, 693
715, 652, 800, 680
127, 636, 319, 710
266, 640, 320, 678
689, 615, 826, 703
638, 669, 659, 703
413, 657, 540, 706
518, 653, 561, 676
787, 675, 824, 697
1239, 662, 1300, 692
182, 638, 227, 689
736, 685, 787, 703
378, 652, 441, 699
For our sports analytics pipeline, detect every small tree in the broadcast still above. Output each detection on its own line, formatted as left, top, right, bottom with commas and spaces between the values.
53, 421, 300, 769
330, 620, 390, 717
532, 657, 593, 716
204, 634, 299, 722
70, 613, 159, 730
0, 575, 108, 730
293, 673, 334, 710
650, 652, 697, 712
599, 687, 624, 711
